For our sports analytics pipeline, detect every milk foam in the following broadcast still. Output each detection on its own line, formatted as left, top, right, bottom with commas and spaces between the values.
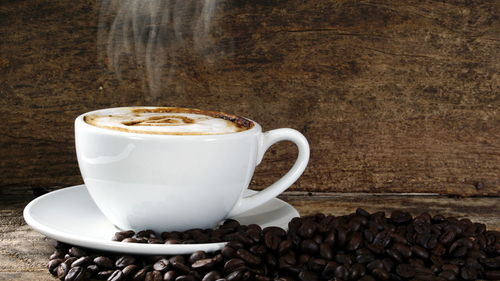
85, 107, 248, 135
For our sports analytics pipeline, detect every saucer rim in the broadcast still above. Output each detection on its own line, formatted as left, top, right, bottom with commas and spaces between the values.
23, 184, 298, 254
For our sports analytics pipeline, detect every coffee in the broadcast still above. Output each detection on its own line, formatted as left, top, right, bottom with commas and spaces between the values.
48, 211, 500, 281
76, 106, 309, 232
84, 107, 253, 135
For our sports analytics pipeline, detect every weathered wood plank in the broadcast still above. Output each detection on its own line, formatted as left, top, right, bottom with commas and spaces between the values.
0, 0, 499, 195
0, 193, 499, 280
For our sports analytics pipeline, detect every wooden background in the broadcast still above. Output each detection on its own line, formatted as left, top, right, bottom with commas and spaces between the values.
0, 0, 499, 197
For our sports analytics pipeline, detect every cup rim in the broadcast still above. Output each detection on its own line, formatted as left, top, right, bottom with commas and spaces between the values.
75, 106, 262, 139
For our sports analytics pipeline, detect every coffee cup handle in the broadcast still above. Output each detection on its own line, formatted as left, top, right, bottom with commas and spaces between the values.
227, 128, 310, 218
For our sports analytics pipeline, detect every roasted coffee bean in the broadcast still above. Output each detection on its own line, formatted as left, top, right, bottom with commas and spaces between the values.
123, 237, 145, 243
372, 268, 390, 280
162, 270, 177, 281
301, 239, 319, 255
48, 258, 63, 275
68, 247, 87, 258
265, 253, 277, 268
263, 232, 280, 251
416, 233, 438, 249
113, 230, 135, 241
224, 258, 245, 273
439, 230, 456, 245
119, 264, 138, 277
192, 258, 215, 271
278, 240, 292, 254
94, 256, 114, 268
109, 270, 125, 281
221, 219, 240, 230
386, 248, 403, 263
393, 242, 411, 259
57, 262, 70, 279
164, 239, 181, 244
411, 245, 429, 259
460, 266, 478, 280
175, 275, 196, 281
298, 220, 317, 238
263, 226, 286, 238
225, 232, 253, 245
373, 230, 392, 248
449, 239, 470, 257
442, 264, 460, 274
335, 253, 353, 265
132, 268, 148, 281
366, 242, 385, 255
226, 269, 244, 281
334, 265, 349, 279
363, 229, 375, 244
71, 256, 91, 268
336, 227, 348, 247
226, 241, 244, 250
97, 270, 115, 279
148, 238, 164, 244
396, 264, 415, 278
236, 249, 261, 265
391, 233, 407, 244
432, 243, 446, 256
439, 270, 457, 280
201, 271, 221, 281
221, 246, 237, 259
250, 244, 268, 256
254, 275, 270, 281
115, 255, 136, 268
298, 270, 319, 281
143, 271, 162, 281
356, 252, 376, 264
319, 243, 333, 260
172, 261, 191, 274
50, 250, 65, 260
359, 275, 376, 281
279, 253, 296, 269
308, 258, 326, 272
212, 254, 223, 266
346, 231, 362, 251
323, 231, 336, 246
64, 266, 86, 281
321, 261, 337, 279
153, 259, 170, 272
136, 230, 156, 239
86, 264, 99, 274
246, 224, 262, 243
189, 251, 207, 264
366, 260, 384, 271
356, 208, 371, 217
391, 211, 412, 224
349, 263, 366, 279
381, 258, 394, 272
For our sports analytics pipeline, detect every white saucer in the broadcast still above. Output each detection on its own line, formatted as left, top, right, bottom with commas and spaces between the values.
23, 184, 299, 255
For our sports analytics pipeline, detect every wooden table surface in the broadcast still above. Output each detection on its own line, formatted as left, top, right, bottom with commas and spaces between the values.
0, 192, 499, 281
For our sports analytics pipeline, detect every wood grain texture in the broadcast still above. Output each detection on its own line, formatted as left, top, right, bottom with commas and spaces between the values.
0, 193, 499, 280
0, 0, 499, 195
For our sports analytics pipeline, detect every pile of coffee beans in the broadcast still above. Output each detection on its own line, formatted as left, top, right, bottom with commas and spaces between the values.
48, 209, 500, 281
111, 220, 245, 244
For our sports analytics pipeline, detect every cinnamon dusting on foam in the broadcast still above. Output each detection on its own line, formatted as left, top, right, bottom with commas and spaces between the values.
84, 107, 254, 135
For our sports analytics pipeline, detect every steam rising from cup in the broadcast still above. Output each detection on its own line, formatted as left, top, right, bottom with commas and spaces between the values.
98, 0, 219, 96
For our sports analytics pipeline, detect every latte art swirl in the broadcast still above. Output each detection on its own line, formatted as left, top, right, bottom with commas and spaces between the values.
84, 107, 253, 135
122, 115, 195, 126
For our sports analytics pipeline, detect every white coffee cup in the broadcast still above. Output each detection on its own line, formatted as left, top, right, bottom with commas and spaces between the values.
75, 107, 309, 232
